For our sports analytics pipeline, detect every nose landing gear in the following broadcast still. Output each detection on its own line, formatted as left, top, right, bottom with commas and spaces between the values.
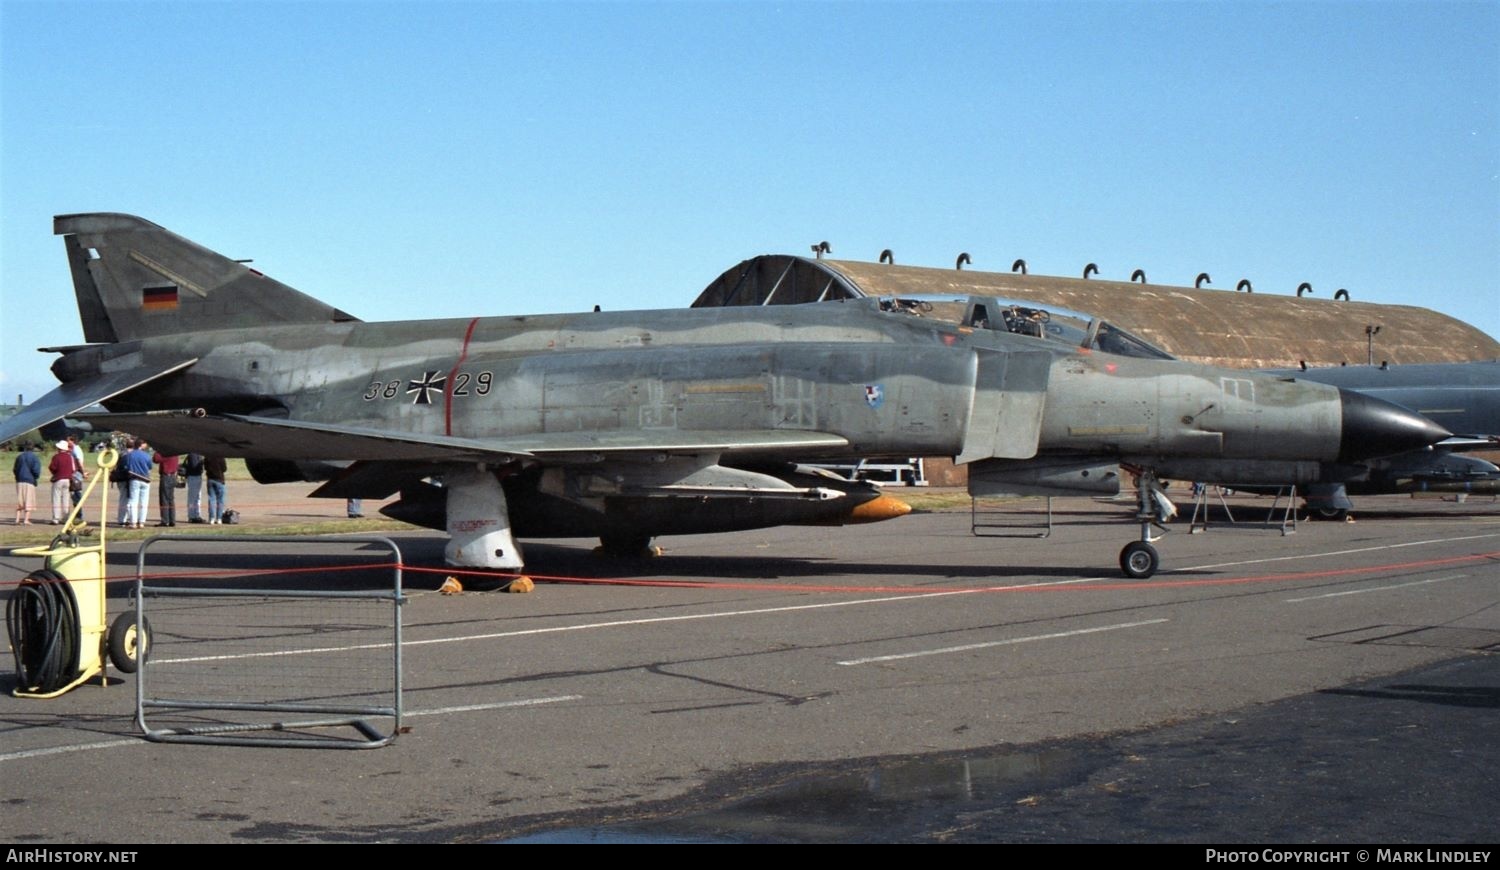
1120, 468, 1175, 579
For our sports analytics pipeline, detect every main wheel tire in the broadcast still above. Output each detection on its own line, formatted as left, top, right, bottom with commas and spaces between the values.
107, 611, 152, 674
1120, 541, 1159, 579
1312, 508, 1348, 521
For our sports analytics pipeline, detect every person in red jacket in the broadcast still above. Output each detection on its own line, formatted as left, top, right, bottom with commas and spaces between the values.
154, 451, 181, 527
47, 440, 77, 524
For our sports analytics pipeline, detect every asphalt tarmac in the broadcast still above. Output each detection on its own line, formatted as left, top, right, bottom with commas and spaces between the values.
1, 487, 1496, 843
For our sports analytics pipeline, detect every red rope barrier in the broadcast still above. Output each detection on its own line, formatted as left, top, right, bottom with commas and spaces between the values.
4, 550, 1495, 595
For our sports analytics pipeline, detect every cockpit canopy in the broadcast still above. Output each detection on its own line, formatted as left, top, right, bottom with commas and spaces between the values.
878, 295, 1177, 360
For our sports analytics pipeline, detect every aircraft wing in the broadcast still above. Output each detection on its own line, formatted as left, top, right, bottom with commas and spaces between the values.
74, 411, 533, 461
515, 429, 851, 460
0, 358, 198, 445
303, 429, 854, 500
73, 410, 850, 463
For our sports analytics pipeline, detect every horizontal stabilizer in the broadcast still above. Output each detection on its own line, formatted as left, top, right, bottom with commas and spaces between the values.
0, 358, 197, 445
309, 461, 434, 500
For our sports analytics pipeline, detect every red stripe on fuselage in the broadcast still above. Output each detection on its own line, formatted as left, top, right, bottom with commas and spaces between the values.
445, 317, 480, 436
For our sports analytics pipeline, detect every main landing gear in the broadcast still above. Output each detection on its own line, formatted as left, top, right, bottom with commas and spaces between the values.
444, 465, 526, 572
1119, 468, 1176, 579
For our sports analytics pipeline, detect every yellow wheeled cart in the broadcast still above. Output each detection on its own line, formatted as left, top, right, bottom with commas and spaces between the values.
8, 448, 148, 698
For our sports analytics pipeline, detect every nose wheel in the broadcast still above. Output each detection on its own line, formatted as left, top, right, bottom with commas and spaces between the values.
1119, 541, 1160, 579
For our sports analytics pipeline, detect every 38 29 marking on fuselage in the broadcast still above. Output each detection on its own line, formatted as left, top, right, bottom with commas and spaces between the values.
363, 370, 493, 404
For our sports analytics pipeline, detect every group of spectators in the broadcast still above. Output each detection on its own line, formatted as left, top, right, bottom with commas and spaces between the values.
11, 436, 228, 527
113, 440, 229, 528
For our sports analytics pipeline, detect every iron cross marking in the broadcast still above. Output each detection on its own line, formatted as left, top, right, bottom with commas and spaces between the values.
407, 370, 448, 405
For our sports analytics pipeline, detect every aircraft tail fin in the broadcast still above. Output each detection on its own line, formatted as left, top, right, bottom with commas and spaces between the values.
53, 213, 359, 343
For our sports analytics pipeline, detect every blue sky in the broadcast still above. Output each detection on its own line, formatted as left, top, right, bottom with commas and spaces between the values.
2, 0, 1496, 403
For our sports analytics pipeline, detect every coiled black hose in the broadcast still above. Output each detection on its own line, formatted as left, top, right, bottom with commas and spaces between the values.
6, 568, 81, 693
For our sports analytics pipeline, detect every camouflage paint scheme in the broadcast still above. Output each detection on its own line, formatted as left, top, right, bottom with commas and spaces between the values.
0, 214, 1448, 575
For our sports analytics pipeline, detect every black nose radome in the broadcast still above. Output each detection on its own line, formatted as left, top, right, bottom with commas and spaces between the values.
1338, 389, 1451, 463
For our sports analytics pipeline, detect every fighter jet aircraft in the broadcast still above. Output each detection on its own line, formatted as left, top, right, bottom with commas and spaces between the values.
0, 214, 1450, 579
1255, 361, 1500, 517
929, 299, 1498, 520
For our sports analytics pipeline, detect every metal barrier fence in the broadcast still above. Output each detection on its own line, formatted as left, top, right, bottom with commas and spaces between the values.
133, 535, 405, 749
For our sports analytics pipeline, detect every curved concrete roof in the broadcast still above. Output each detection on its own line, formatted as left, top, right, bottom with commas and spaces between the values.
694, 256, 1499, 370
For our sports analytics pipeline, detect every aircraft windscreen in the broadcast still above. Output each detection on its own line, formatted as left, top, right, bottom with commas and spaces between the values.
1084, 320, 1177, 360
960, 295, 1170, 357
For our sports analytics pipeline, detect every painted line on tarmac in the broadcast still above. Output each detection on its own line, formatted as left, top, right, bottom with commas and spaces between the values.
836, 618, 1169, 666
153, 589, 1002, 665
0, 737, 143, 763
1284, 574, 1469, 603
1179, 531, 1500, 573
158, 640, 396, 665
406, 695, 582, 717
